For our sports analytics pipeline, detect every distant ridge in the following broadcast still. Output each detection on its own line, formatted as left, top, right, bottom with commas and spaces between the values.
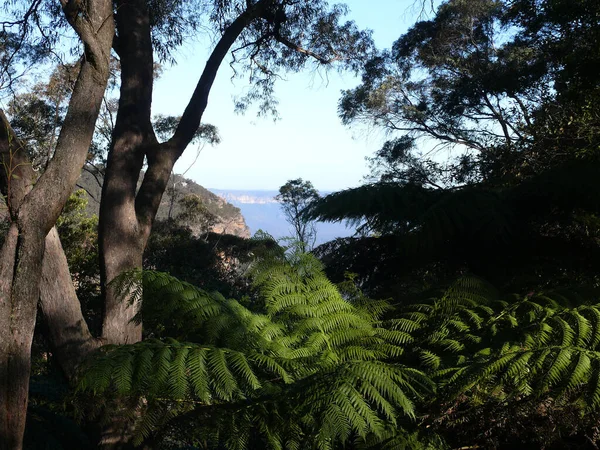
212, 189, 279, 205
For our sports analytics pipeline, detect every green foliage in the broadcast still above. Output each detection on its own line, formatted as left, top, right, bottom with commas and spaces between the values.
7, 63, 79, 169
57, 190, 99, 275
154, 116, 220, 146
310, 0, 600, 303
309, 159, 600, 298
340, 0, 600, 185
303, 3, 600, 447
77, 250, 433, 448
77, 256, 600, 448
175, 194, 218, 236
0, 26, 52, 93
144, 221, 275, 298
406, 278, 600, 448
54, 190, 103, 332
310, 159, 600, 237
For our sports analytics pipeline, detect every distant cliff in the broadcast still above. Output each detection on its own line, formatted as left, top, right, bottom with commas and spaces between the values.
77, 169, 251, 238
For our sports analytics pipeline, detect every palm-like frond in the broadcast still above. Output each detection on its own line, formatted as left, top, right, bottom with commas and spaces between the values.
311, 161, 600, 300
305, 182, 442, 234
83, 251, 600, 449
78, 252, 432, 448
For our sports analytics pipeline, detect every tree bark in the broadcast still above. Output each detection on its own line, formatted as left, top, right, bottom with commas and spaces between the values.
0, 110, 38, 450
40, 228, 102, 377
0, 223, 21, 449
0, 1, 114, 447
0, 229, 46, 450
99, 0, 157, 345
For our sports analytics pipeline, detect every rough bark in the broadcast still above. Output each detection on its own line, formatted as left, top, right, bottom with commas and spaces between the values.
0, 230, 46, 450
0, 0, 114, 447
0, 223, 20, 448
0, 117, 99, 383
0, 111, 37, 449
99, 0, 157, 345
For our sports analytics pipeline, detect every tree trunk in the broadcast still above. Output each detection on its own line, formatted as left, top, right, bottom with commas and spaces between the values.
0, 1, 114, 447
98, 0, 268, 349
98, 0, 156, 345
40, 228, 102, 377
0, 229, 47, 450
0, 224, 22, 448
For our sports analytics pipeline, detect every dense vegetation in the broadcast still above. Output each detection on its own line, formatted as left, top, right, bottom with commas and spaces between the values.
1, 0, 599, 449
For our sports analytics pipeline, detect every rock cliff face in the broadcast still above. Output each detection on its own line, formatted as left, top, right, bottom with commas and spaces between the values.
210, 209, 251, 237
77, 169, 250, 238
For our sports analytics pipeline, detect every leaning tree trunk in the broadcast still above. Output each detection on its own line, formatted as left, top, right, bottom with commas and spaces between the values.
0, 1, 114, 447
40, 228, 102, 376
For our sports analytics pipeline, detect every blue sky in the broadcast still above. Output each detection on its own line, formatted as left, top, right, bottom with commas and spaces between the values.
152, 1, 424, 191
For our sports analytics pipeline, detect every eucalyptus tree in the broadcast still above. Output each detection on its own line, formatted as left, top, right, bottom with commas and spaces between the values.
0, 1, 114, 448
340, 0, 600, 182
57, 0, 371, 356
0, 0, 373, 448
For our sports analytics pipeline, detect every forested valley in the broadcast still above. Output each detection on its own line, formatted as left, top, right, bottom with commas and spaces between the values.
0, 0, 599, 449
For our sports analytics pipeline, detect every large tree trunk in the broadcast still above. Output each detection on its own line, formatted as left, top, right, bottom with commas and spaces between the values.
99, 0, 156, 345
0, 111, 42, 450
0, 1, 114, 447
0, 229, 47, 449
0, 223, 23, 448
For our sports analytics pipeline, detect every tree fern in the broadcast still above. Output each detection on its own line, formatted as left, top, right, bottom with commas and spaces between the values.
81, 250, 600, 449
78, 251, 433, 448
404, 280, 600, 419
310, 160, 600, 302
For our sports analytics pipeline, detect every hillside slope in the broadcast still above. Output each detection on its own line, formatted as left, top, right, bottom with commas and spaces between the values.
77, 169, 250, 238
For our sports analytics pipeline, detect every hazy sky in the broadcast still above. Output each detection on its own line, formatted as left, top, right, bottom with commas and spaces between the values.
152, 1, 425, 191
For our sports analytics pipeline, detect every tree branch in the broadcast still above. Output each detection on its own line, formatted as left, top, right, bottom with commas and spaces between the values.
273, 32, 342, 64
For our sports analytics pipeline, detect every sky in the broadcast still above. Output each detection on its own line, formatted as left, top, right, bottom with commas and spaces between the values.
151, 1, 427, 192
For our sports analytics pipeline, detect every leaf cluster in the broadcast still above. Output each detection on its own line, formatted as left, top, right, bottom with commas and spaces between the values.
340, 0, 600, 185
309, 155, 600, 298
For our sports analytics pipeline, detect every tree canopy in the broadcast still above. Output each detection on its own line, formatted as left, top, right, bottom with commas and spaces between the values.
276, 178, 320, 251
310, 0, 600, 298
